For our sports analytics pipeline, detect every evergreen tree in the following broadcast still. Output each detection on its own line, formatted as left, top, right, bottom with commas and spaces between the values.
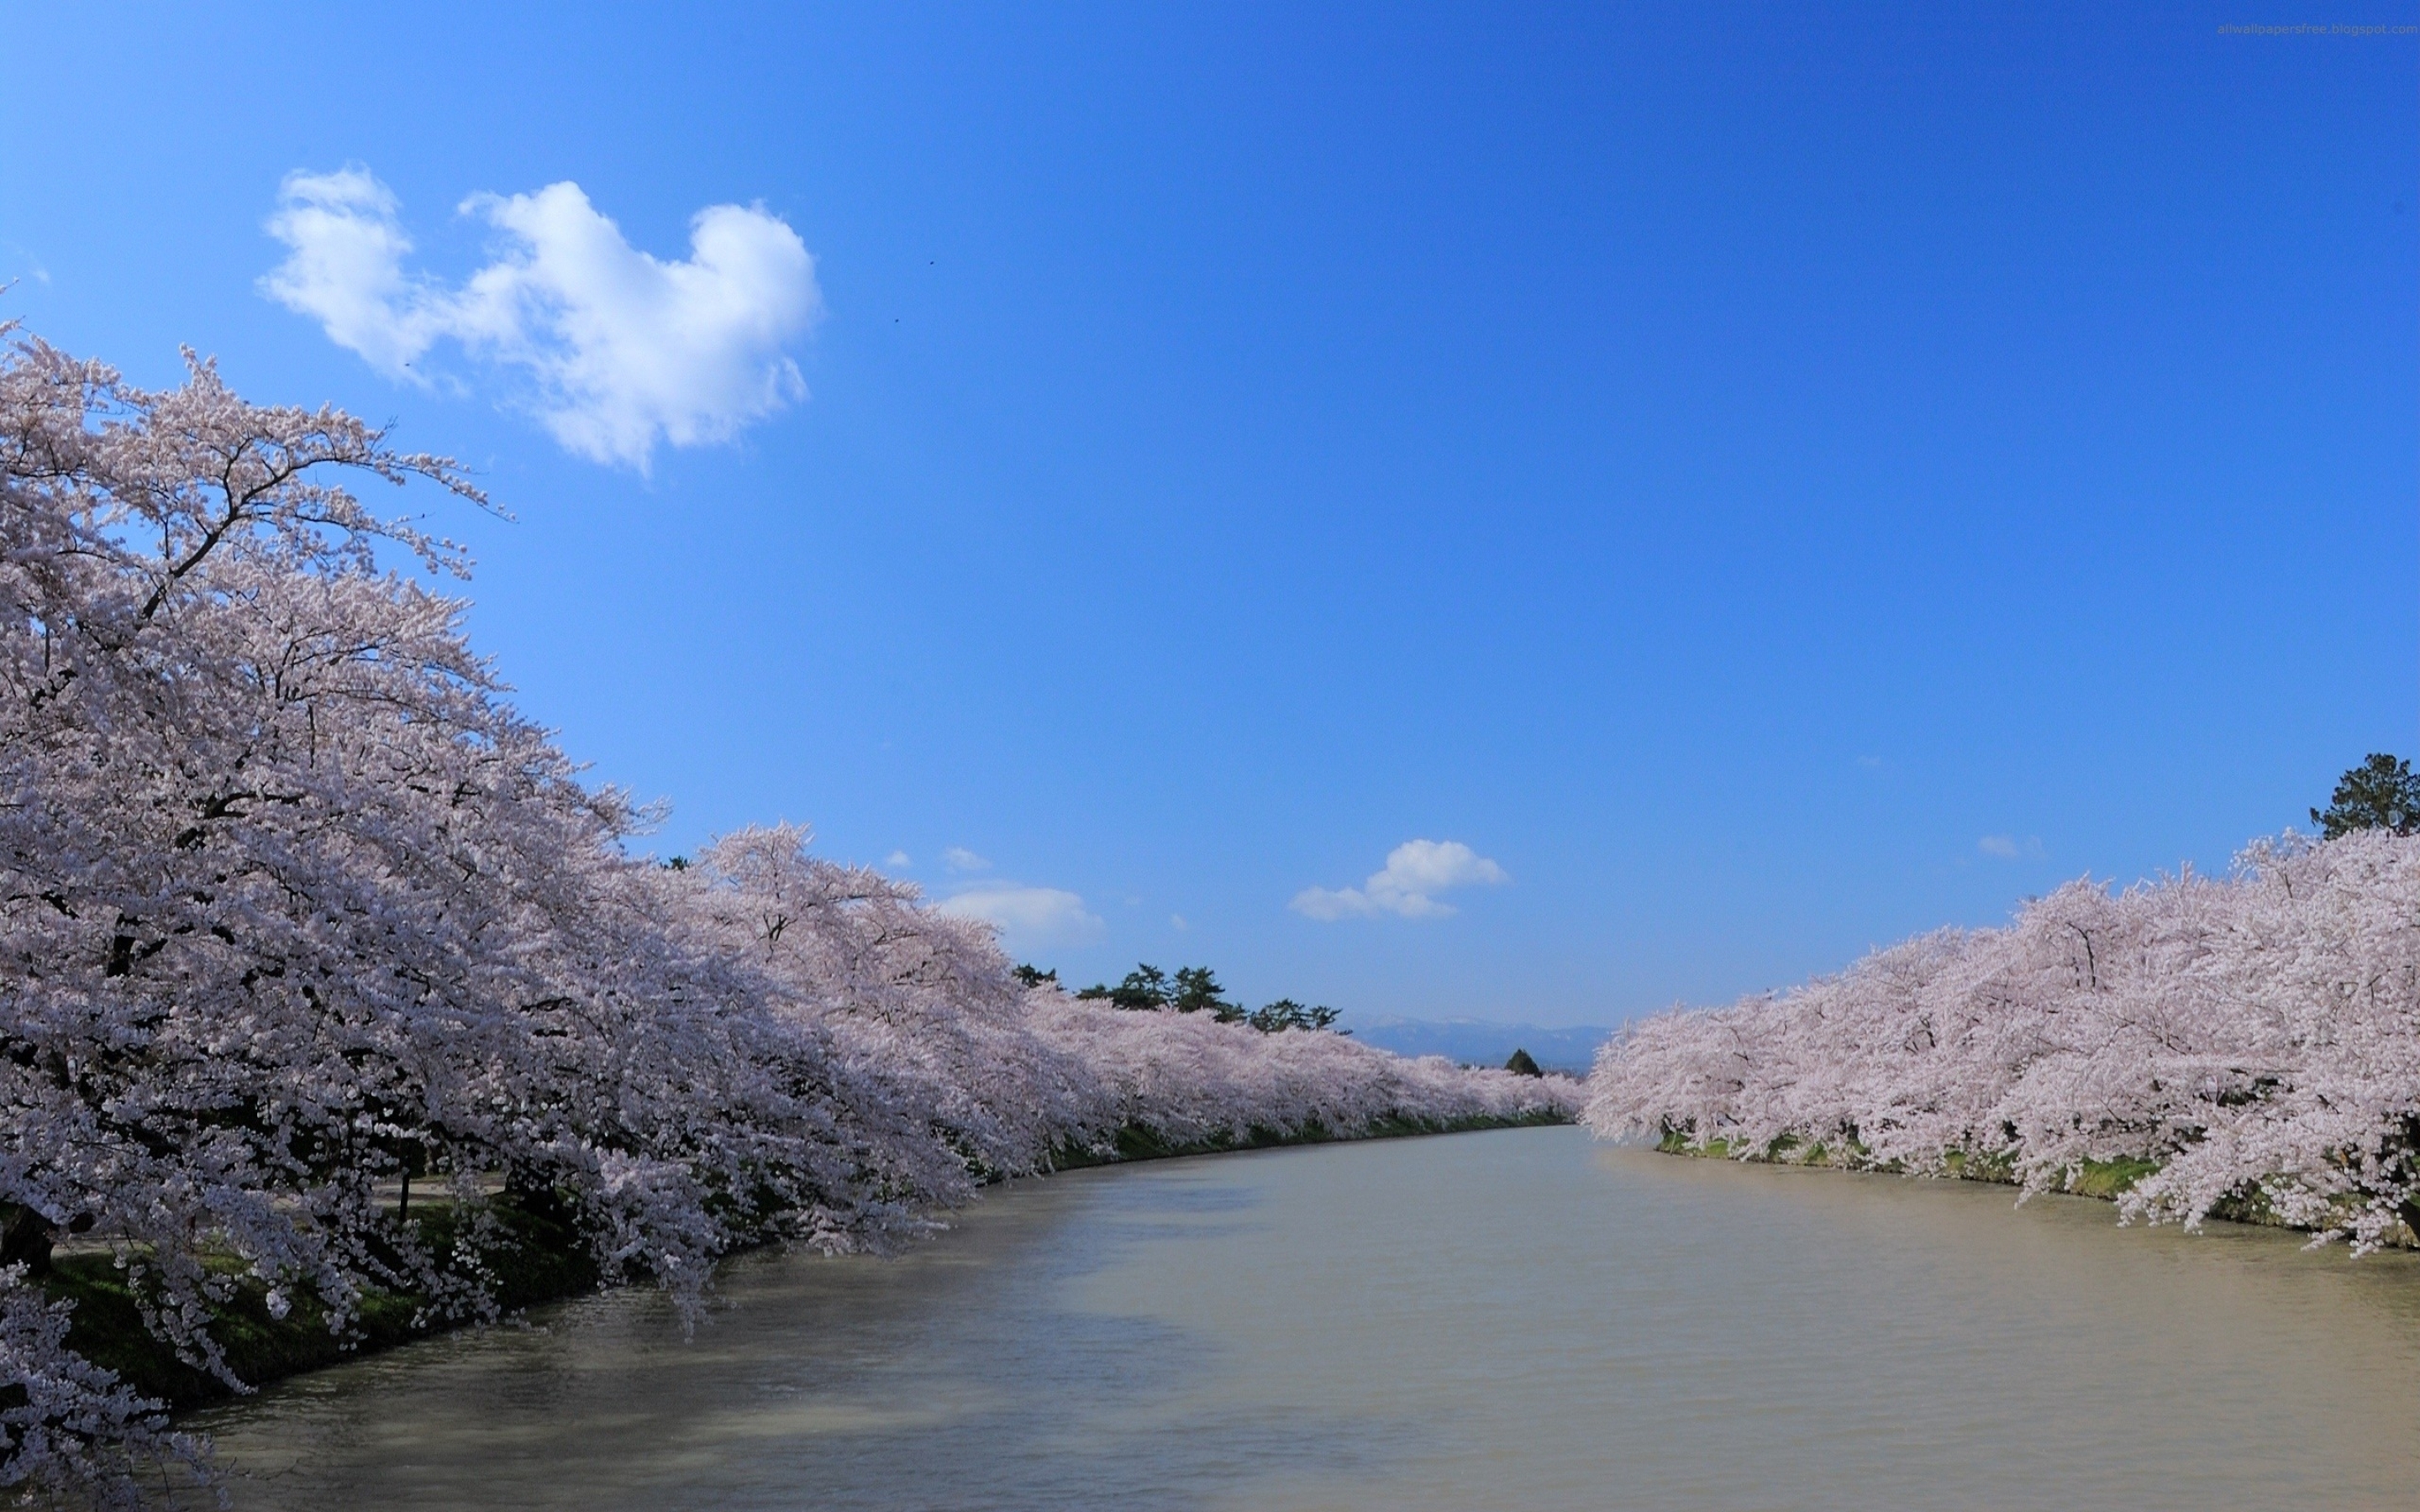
1171, 965, 1242, 1019
1077, 964, 1343, 1032
1077, 963, 1172, 1011
1248, 999, 1342, 1033
2312, 753, 2420, 839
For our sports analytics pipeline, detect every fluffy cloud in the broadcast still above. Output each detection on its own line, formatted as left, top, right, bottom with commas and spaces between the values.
259, 170, 433, 372
1978, 834, 2046, 860
935, 884, 1105, 949
262, 166, 820, 469
943, 847, 991, 873
1291, 839, 1510, 921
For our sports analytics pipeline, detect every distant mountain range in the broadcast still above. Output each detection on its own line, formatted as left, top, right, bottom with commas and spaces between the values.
1344, 1016, 1613, 1075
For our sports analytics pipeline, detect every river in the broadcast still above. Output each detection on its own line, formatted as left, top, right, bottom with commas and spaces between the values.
193, 1125, 2420, 1509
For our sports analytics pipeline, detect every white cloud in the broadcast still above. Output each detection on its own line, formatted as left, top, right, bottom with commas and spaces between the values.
943, 847, 991, 873
936, 885, 1105, 949
261, 169, 434, 372
1978, 834, 2046, 860
884, 850, 912, 869
1170, 913, 1189, 932
262, 166, 820, 469
1291, 839, 1510, 921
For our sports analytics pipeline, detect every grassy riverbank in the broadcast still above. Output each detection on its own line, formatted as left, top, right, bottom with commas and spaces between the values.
1648, 1131, 2355, 1233
54, 1110, 1569, 1415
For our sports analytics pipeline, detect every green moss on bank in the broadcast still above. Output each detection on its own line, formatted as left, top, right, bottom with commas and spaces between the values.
47, 1202, 597, 1413
1050, 1108, 1572, 1170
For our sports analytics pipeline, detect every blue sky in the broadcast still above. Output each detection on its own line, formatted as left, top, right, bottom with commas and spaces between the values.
4, 3, 2413, 1026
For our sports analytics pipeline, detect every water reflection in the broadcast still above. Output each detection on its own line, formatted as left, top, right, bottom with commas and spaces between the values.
199, 1158, 1395, 1511
196, 1126, 2420, 1511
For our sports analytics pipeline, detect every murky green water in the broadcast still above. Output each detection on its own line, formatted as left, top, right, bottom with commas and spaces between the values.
195, 1126, 2420, 1509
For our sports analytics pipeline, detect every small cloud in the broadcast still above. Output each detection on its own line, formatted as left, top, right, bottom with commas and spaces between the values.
1292, 839, 1509, 921
936, 884, 1105, 949
1857, 755, 1885, 770
884, 850, 912, 869
2, 243, 51, 288
261, 165, 821, 469
943, 847, 991, 873
1170, 913, 1189, 932
1978, 834, 2046, 860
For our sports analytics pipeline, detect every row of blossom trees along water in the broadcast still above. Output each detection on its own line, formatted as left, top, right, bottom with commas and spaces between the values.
1586, 778, 2420, 1257
0, 331, 1579, 1506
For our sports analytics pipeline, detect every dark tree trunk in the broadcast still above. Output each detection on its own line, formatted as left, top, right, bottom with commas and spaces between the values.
505, 1171, 575, 1228
1, 1204, 56, 1278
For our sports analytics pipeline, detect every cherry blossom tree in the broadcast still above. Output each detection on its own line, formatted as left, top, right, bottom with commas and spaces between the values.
0, 328, 848, 1500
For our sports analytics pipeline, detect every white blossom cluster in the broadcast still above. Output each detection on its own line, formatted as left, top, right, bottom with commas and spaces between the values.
1585, 832, 2420, 1257
0, 329, 1576, 1507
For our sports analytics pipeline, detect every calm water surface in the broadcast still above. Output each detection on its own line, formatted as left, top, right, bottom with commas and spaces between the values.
196, 1126, 2420, 1509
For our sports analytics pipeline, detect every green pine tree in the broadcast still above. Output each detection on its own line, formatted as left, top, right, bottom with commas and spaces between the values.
2312, 753, 2420, 839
